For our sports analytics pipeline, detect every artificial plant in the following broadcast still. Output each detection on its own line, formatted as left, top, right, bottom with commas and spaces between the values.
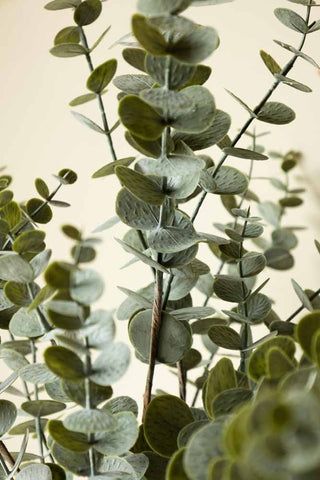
0, 0, 320, 479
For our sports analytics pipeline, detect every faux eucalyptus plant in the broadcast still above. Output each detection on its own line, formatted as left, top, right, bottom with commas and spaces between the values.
1, 0, 320, 479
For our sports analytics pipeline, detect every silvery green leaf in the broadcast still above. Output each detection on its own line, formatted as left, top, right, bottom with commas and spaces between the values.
148, 226, 199, 253
308, 19, 320, 33
274, 8, 308, 33
0, 348, 29, 371
291, 279, 313, 311
170, 24, 219, 64
9, 309, 44, 338
273, 40, 320, 69
123, 452, 149, 480
7, 430, 29, 479
173, 110, 231, 151
117, 283, 154, 320
50, 43, 88, 57
171, 86, 216, 134
122, 47, 146, 72
184, 421, 224, 480
21, 399, 66, 417
117, 287, 153, 311
93, 157, 136, 179
46, 300, 82, 317
223, 147, 268, 161
116, 238, 169, 273
91, 343, 130, 386
208, 166, 248, 195
62, 380, 112, 407
129, 309, 192, 363
260, 50, 281, 75
258, 201, 281, 227
45, 0, 81, 9
93, 216, 120, 233
166, 172, 201, 199
196, 273, 214, 297
51, 443, 91, 476
71, 111, 105, 134
138, 0, 192, 15
97, 456, 137, 479
15, 464, 52, 480
265, 247, 294, 270
246, 293, 272, 322
113, 74, 154, 94
94, 412, 139, 455
137, 155, 205, 177
103, 396, 138, 417
141, 88, 193, 112
192, 0, 234, 4
30, 249, 52, 278
272, 229, 298, 250
0, 254, 34, 283
214, 275, 248, 303
257, 102, 296, 124
240, 252, 266, 277
274, 73, 312, 92
145, 54, 195, 88
171, 306, 215, 322
0, 399, 17, 436
80, 309, 115, 348
70, 268, 104, 306
63, 408, 117, 433
225, 89, 256, 117
116, 188, 172, 230
19, 363, 58, 384
0, 371, 18, 395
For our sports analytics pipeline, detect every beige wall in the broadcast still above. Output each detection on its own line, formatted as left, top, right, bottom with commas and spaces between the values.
1, 0, 320, 449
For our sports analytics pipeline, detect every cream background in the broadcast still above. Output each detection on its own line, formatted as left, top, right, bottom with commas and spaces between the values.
0, 0, 320, 461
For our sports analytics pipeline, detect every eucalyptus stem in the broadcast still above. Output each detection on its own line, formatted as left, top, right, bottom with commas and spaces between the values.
177, 361, 187, 401
285, 288, 320, 323
0, 442, 15, 471
238, 217, 250, 373
30, 340, 45, 464
84, 338, 96, 478
79, 27, 117, 163
0, 453, 10, 476
191, 351, 215, 408
190, 4, 312, 225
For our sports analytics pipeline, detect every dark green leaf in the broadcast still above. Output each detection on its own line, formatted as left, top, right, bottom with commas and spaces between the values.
50, 43, 88, 58
48, 420, 90, 452
223, 147, 268, 161
119, 95, 164, 140
54, 26, 80, 45
260, 50, 281, 74
115, 166, 165, 206
214, 275, 248, 302
92, 157, 135, 179
44, 346, 85, 381
74, 0, 102, 26
257, 101, 296, 124
208, 325, 242, 350
87, 59, 117, 93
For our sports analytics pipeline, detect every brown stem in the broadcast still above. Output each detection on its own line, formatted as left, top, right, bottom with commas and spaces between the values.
0, 441, 15, 471
142, 268, 164, 420
177, 361, 187, 401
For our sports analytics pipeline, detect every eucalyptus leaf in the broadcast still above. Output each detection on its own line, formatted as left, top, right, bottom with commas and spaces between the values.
0, 255, 34, 283
50, 43, 88, 58
15, 465, 52, 480
274, 8, 308, 33
115, 166, 165, 206
74, 0, 102, 26
87, 59, 117, 93
63, 408, 117, 433
92, 157, 135, 179
129, 310, 192, 363
94, 412, 139, 455
90, 342, 130, 385
0, 399, 17, 437
257, 102, 296, 125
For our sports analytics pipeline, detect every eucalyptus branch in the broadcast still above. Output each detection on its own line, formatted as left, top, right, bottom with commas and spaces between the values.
79, 27, 117, 162
0, 442, 15, 472
190, 4, 313, 225
285, 287, 320, 322
238, 216, 250, 373
84, 338, 96, 478
0, 452, 10, 477
30, 340, 45, 464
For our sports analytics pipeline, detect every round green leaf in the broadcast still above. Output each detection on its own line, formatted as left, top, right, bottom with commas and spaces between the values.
21, 400, 66, 417
119, 95, 164, 140
213, 275, 248, 303
205, 358, 236, 418
48, 419, 91, 452
44, 346, 86, 381
62, 379, 112, 408
45, 261, 74, 289
115, 166, 165, 206
240, 252, 266, 277
15, 464, 52, 480
90, 342, 130, 386
20, 363, 58, 384
129, 309, 192, 364
9, 308, 44, 338
0, 255, 34, 283
296, 311, 320, 361
166, 447, 189, 480
208, 325, 242, 350
0, 399, 17, 437
132, 14, 168, 56
208, 166, 248, 195
94, 412, 139, 455
247, 335, 296, 381
87, 59, 117, 93
5, 281, 40, 307
274, 8, 308, 33
13, 230, 45, 254
264, 247, 294, 270
144, 394, 194, 457
63, 408, 117, 433
54, 26, 80, 45
92, 157, 135, 179
74, 0, 102, 26
27, 198, 53, 224
70, 268, 104, 305
257, 102, 296, 125
122, 47, 146, 72
212, 388, 253, 417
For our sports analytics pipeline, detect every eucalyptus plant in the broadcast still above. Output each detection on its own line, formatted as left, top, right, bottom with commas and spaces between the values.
0, 0, 320, 479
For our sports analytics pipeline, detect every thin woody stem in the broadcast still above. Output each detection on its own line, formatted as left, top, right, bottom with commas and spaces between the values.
0, 441, 15, 471
190, 4, 312, 224
79, 27, 117, 162
286, 288, 320, 322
